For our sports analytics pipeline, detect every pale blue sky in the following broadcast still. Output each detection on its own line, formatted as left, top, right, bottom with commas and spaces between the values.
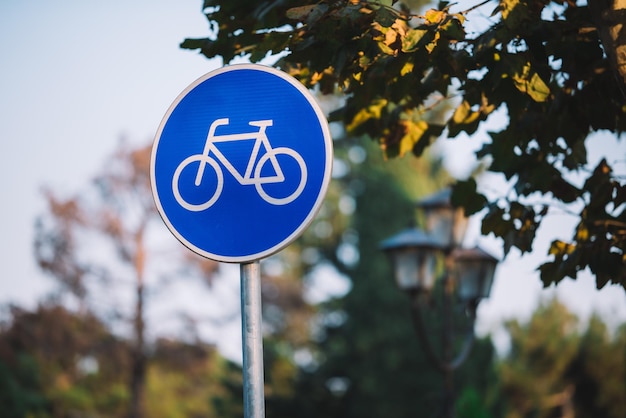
1, 0, 216, 302
1, 1, 625, 357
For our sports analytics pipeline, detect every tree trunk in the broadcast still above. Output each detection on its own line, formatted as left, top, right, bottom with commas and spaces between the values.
589, 0, 626, 93
129, 228, 147, 418
129, 281, 146, 418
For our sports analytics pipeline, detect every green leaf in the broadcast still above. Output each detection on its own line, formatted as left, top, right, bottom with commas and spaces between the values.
425, 31, 440, 54
412, 123, 444, 156
375, 7, 397, 27
180, 37, 211, 52
549, 176, 581, 203
481, 202, 538, 254
286, 5, 317, 21
451, 179, 487, 216
481, 205, 510, 239
441, 16, 465, 41
479, 130, 518, 178
538, 253, 578, 287
500, 0, 529, 29
401, 29, 427, 53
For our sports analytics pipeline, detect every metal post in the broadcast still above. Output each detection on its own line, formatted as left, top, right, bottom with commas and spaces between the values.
441, 272, 455, 418
240, 261, 265, 418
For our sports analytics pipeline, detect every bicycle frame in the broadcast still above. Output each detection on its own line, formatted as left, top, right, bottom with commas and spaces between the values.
195, 118, 284, 187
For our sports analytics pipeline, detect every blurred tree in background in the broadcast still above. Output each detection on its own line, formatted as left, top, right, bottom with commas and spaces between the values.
499, 299, 626, 418
566, 315, 626, 418
144, 337, 237, 418
500, 300, 580, 417
0, 304, 129, 417
275, 136, 502, 418
0, 303, 243, 418
32, 143, 224, 418
0, 135, 620, 416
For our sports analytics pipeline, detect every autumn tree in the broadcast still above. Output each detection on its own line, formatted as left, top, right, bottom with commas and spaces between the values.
499, 300, 580, 417
0, 304, 130, 417
0, 302, 247, 418
33, 142, 221, 418
499, 299, 626, 418
32, 139, 324, 417
145, 337, 242, 417
181, 0, 626, 290
565, 315, 626, 418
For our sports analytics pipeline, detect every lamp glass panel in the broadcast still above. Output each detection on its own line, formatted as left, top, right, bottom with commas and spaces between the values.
420, 250, 437, 291
424, 207, 468, 248
479, 263, 496, 298
424, 207, 453, 247
456, 259, 496, 300
452, 209, 470, 248
391, 247, 437, 291
393, 249, 419, 290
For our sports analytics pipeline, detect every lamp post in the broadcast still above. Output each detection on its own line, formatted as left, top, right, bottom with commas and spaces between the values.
380, 188, 498, 418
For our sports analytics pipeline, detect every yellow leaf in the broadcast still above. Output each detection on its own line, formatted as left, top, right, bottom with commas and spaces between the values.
452, 101, 480, 125
426, 31, 440, 53
548, 240, 575, 256
512, 63, 550, 102
384, 27, 397, 46
358, 53, 370, 69
400, 62, 414, 76
500, 0, 520, 21
346, 99, 388, 132
399, 119, 428, 156
391, 19, 407, 38
575, 224, 589, 241
424, 9, 446, 24
480, 93, 496, 114
527, 72, 550, 102
373, 23, 399, 55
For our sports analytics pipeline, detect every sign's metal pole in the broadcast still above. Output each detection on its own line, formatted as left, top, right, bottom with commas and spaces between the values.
240, 261, 265, 418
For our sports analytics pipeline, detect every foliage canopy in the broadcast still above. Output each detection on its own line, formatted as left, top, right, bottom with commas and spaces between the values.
182, 0, 626, 290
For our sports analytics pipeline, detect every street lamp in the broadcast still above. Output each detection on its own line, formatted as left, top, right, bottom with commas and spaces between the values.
380, 226, 443, 292
380, 188, 498, 418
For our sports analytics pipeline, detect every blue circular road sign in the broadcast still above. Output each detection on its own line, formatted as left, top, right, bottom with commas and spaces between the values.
151, 64, 333, 263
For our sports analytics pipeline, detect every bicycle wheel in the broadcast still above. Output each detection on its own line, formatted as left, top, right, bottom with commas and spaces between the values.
255, 147, 307, 205
172, 154, 223, 211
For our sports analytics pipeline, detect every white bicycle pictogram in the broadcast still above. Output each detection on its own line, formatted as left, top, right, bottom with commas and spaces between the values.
173, 118, 308, 211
